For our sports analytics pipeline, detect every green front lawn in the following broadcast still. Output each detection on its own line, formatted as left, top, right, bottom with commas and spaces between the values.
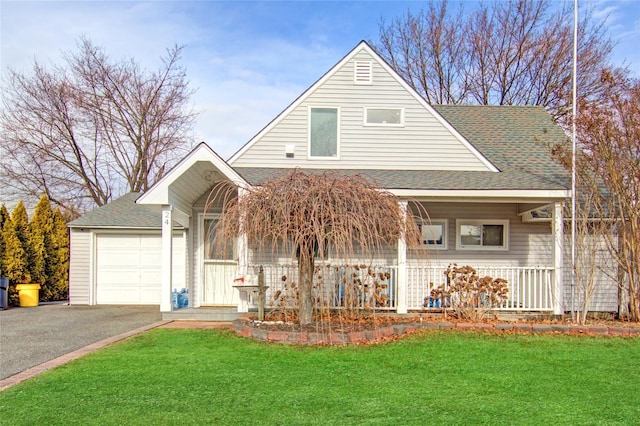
1, 330, 638, 425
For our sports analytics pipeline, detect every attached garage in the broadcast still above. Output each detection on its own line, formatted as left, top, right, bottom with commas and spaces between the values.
95, 234, 185, 305
68, 193, 188, 306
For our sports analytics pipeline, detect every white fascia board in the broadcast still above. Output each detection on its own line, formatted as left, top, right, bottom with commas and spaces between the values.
388, 188, 571, 201
66, 226, 184, 231
137, 142, 249, 205
228, 42, 373, 165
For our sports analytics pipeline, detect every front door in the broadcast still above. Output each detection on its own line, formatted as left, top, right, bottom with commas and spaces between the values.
201, 216, 238, 306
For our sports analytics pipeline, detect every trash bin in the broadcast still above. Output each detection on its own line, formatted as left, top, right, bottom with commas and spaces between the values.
16, 284, 40, 307
0, 277, 8, 310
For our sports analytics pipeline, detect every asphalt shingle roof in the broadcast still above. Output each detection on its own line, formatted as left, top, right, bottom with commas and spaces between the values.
234, 105, 570, 191
68, 192, 182, 229
72, 106, 570, 228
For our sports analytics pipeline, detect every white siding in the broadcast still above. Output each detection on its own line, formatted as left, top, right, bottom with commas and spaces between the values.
69, 228, 91, 304
408, 202, 553, 267
245, 234, 398, 267
563, 234, 619, 313
231, 50, 491, 171
239, 201, 554, 282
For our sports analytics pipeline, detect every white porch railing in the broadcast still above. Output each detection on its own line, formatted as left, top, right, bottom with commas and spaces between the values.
407, 265, 555, 311
248, 264, 555, 313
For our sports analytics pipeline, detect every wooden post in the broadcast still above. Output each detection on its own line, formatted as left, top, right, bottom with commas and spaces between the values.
161, 206, 173, 313
397, 201, 408, 314
258, 265, 265, 321
552, 201, 564, 316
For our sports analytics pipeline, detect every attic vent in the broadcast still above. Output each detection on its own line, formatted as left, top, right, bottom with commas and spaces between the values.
354, 61, 372, 84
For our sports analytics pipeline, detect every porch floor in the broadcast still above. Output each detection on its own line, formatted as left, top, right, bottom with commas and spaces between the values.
162, 307, 248, 322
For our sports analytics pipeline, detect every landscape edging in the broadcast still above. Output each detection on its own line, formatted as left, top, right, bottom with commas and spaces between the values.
232, 316, 640, 345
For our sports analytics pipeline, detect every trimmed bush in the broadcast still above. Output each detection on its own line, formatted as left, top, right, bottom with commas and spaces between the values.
1, 198, 69, 305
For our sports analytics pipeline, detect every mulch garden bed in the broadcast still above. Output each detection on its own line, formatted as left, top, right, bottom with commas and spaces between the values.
232, 313, 640, 345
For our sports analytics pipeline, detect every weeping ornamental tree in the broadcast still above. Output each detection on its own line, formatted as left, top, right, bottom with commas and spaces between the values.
212, 170, 422, 326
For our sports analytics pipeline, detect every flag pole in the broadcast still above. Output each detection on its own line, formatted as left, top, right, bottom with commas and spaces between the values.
571, 0, 578, 322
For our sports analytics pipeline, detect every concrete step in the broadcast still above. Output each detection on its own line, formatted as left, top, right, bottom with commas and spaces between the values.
162, 308, 243, 322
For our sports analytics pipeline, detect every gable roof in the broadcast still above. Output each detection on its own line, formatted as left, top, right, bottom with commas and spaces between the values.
234, 105, 570, 195
137, 142, 247, 207
228, 40, 498, 173
67, 192, 183, 229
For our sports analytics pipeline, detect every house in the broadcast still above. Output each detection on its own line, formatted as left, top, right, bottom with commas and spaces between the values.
67, 41, 619, 318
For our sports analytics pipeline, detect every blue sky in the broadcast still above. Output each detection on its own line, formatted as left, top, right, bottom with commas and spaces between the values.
2, 1, 639, 159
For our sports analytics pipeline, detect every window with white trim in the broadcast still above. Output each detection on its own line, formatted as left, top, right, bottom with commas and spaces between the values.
365, 108, 403, 126
309, 107, 339, 158
418, 219, 448, 249
456, 219, 509, 250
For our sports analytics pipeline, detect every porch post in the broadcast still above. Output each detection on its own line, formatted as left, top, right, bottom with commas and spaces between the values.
552, 201, 564, 315
397, 201, 408, 314
161, 206, 173, 312
236, 187, 248, 279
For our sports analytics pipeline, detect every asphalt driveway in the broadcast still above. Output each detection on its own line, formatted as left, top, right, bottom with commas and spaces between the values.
0, 304, 161, 380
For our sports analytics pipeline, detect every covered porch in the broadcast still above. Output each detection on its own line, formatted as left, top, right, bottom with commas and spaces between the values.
253, 263, 557, 314
138, 144, 569, 318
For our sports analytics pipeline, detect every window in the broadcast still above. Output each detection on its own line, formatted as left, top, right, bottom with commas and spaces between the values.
203, 217, 234, 260
456, 219, 509, 250
309, 107, 338, 158
365, 108, 403, 126
418, 219, 447, 249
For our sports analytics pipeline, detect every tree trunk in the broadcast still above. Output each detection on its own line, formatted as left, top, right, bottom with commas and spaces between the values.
630, 285, 639, 322
298, 252, 315, 326
617, 234, 629, 319
257, 265, 265, 321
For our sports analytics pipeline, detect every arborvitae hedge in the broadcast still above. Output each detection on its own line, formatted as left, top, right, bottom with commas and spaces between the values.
30, 195, 53, 299
1, 196, 70, 306
0, 205, 8, 273
2, 214, 31, 306
49, 208, 70, 301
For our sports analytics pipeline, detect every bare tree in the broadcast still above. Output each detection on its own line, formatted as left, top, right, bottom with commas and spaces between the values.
210, 170, 423, 326
375, 0, 613, 126
0, 38, 197, 216
571, 196, 616, 325
554, 70, 640, 322
577, 72, 640, 321
378, 1, 470, 104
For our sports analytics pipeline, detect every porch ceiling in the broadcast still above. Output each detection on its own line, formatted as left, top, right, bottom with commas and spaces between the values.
167, 161, 223, 208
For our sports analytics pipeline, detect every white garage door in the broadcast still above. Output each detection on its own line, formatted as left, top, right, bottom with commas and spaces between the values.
96, 234, 185, 305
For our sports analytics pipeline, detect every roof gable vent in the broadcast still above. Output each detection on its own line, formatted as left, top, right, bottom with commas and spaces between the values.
354, 61, 372, 85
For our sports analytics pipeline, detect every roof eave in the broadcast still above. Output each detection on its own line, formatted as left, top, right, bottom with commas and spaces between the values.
67, 225, 184, 230
388, 189, 571, 202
